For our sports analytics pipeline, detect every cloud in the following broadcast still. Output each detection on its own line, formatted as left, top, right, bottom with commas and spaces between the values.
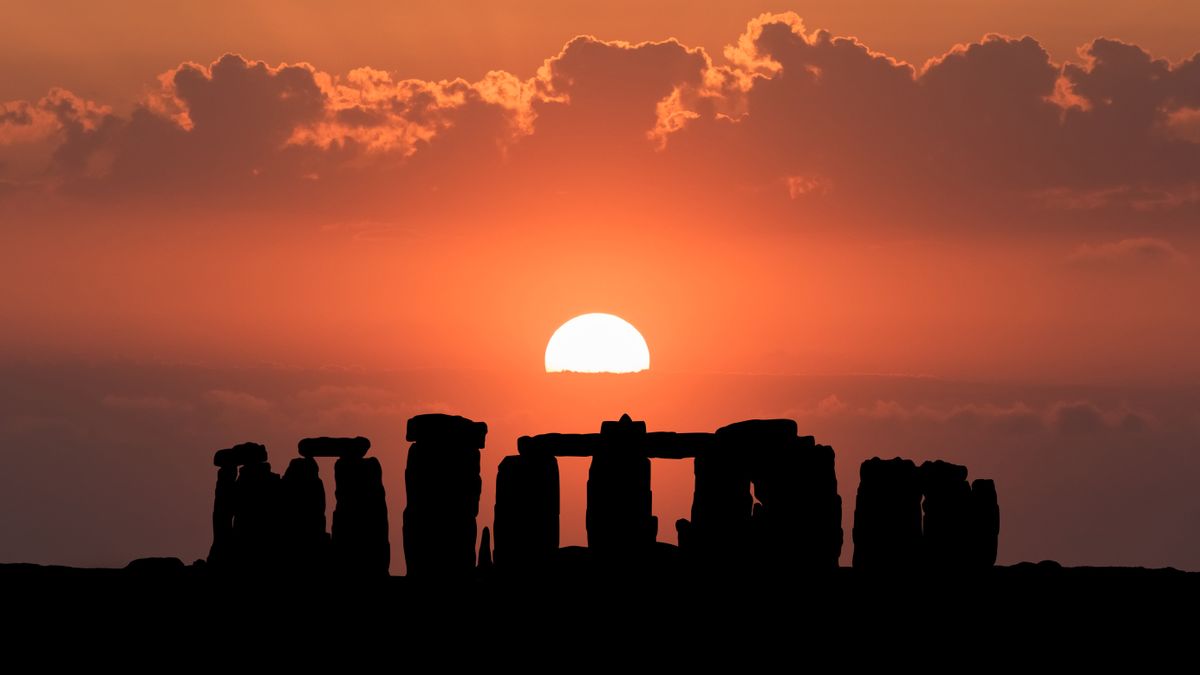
8, 54, 532, 200
1, 13, 1200, 230
815, 394, 848, 416
858, 399, 1044, 433
943, 403, 1046, 434
837, 397, 1151, 434
293, 66, 534, 154
1047, 400, 1155, 434
204, 389, 272, 414
1115, 410, 1152, 433
291, 384, 411, 425
0, 101, 40, 140
1048, 400, 1106, 434
1067, 238, 1186, 267
0, 89, 109, 146
1165, 107, 1200, 143
782, 393, 850, 419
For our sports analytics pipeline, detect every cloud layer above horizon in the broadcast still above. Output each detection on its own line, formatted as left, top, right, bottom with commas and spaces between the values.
2, 12, 1199, 229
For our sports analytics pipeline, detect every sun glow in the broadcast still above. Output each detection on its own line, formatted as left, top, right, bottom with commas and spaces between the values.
545, 313, 650, 373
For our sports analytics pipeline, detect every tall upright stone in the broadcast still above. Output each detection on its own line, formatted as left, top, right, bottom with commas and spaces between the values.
494, 453, 560, 572
403, 414, 486, 577
919, 460, 973, 569
684, 431, 752, 569
208, 463, 238, 568
209, 442, 280, 573
586, 414, 656, 563
715, 419, 842, 571
332, 454, 389, 576
852, 457, 922, 571
969, 478, 1000, 568
280, 456, 329, 573
478, 526, 493, 573
232, 455, 282, 574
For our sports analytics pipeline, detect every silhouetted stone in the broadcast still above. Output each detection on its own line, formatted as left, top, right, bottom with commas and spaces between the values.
969, 478, 1000, 568
519, 430, 717, 458
804, 442, 844, 569
232, 460, 283, 574
298, 436, 370, 459
675, 518, 693, 551
716, 418, 798, 442
518, 433, 602, 457
512, 415, 843, 573
587, 414, 656, 563
207, 464, 237, 567
332, 456, 390, 576
403, 414, 485, 577
494, 453, 559, 571
599, 415, 647, 436
920, 460, 972, 569
125, 557, 186, 576
209, 441, 275, 571
853, 457, 921, 571
406, 413, 487, 449
281, 456, 329, 572
213, 441, 267, 468
478, 526, 493, 573
853, 457, 1000, 572
642, 432, 718, 459
682, 434, 752, 570
715, 419, 842, 571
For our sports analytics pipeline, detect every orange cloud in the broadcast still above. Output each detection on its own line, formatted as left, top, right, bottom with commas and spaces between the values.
0, 88, 109, 144
1067, 238, 1186, 267
2, 13, 1200, 229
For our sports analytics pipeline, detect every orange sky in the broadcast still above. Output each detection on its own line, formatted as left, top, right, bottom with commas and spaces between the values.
2, 3, 1199, 573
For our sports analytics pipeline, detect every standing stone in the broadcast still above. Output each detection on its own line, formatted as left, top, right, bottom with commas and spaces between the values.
494, 453, 559, 572
209, 442, 273, 572
213, 441, 267, 468
675, 517, 694, 553
684, 434, 752, 570
403, 413, 486, 578
232, 459, 283, 574
777, 438, 843, 571
969, 478, 1000, 568
332, 455, 390, 576
207, 465, 238, 568
919, 460, 972, 569
716, 419, 842, 571
299, 436, 370, 460
586, 414, 656, 563
852, 457, 921, 571
280, 456, 329, 573
478, 526, 493, 572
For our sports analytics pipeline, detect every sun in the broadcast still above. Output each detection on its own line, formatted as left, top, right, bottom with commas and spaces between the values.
545, 313, 650, 373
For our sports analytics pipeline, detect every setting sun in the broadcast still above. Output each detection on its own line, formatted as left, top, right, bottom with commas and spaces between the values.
545, 313, 650, 373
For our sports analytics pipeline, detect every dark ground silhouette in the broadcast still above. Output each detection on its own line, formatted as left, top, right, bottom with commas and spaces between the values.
3, 559, 1195, 664
2, 413, 1196, 659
